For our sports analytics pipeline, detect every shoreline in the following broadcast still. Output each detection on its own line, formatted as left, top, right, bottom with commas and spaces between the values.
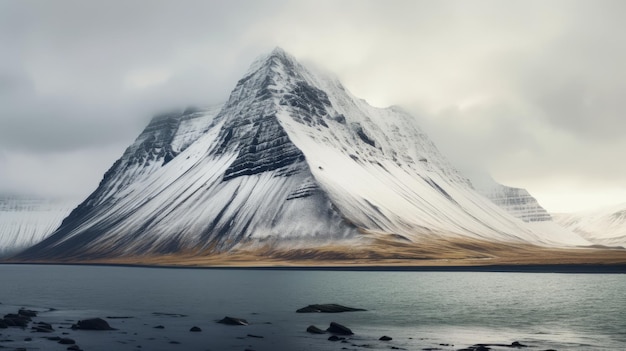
1, 261, 625, 273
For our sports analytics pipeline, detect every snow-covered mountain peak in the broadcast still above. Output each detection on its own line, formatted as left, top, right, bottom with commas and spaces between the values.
14, 49, 593, 261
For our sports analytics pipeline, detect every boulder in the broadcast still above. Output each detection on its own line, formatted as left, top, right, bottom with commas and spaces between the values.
379, 335, 393, 341
306, 325, 326, 334
326, 322, 353, 335
296, 304, 366, 313
189, 326, 201, 332
217, 316, 248, 326
72, 318, 115, 330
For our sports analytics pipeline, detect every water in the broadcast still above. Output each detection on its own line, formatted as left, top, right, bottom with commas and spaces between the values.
0, 265, 625, 350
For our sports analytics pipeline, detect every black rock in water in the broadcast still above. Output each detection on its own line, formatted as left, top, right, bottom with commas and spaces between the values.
58, 338, 76, 345
72, 318, 115, 330
18, 309, 38, 318
306, 325, 326, 334
3, 314, 30, 327
328, 335, 344, 341
296, 304, 366, 313
32, 321, 54, 332
217, 316, 248, 326
326, 322, 353, 335
189, 326, 201, 332
0, 320, 7, 328
379, 335, 392, 341
153, 325, 165, 329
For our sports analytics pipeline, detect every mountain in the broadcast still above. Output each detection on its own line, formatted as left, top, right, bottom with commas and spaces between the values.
553, 203, 626, 248
469, 174, 552, 222
15, 48, 592, 261
0, 195, 75, 256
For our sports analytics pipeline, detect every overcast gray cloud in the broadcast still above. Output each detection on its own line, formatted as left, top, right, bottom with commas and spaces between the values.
0, 0, 624, 211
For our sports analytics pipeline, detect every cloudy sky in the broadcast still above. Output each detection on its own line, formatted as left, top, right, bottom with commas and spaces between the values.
1, 0, 624, 213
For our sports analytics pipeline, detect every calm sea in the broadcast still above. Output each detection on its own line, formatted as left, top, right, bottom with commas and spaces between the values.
0, 265, 624, 350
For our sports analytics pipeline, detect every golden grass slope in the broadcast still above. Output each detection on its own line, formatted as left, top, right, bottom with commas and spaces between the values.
8, 234, 626, 267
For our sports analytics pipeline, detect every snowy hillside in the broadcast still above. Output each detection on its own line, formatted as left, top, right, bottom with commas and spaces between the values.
0, 195, 75, 256
16, 48, 591, 260
554, 204, 626, 248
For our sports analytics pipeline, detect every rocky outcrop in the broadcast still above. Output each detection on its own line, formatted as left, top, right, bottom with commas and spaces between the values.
296, 304, 366, 313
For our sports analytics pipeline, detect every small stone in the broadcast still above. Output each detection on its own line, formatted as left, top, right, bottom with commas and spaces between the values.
247, 334, 264, 338
189, 326, 201, 332
512, 341, 528, 348
328, 335, 344, 341
379, 335, 392, 341
153, 325, 165, 329
67, 345, 82, 351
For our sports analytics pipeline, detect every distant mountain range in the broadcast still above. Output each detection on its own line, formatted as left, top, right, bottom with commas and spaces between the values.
5, 48, 624, 263
554, 203, 626, 248
0, 195, 75, 257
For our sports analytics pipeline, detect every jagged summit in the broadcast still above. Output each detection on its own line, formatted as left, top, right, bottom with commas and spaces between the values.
15, 49, 591, 261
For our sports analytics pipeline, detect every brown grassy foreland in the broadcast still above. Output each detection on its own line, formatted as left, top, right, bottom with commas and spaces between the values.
11, 235, 626, 268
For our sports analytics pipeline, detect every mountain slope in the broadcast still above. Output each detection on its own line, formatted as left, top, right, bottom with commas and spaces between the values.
554, 204, 626, 248
15, 48, 591, 261
0, 195, 75, 256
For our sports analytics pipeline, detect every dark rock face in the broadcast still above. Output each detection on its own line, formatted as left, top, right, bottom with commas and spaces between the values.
71, 318, 114, 330
221, 114, 306, 181
296, 304, 366, 313
217, 316, 248, 326
306, 325, 326, 334
326, 322, 353, 335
